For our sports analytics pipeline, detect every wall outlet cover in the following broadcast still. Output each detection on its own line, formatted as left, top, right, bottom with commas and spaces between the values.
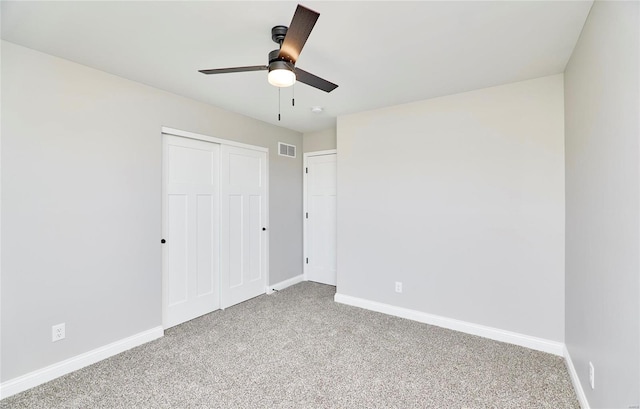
52, 323, 65, 342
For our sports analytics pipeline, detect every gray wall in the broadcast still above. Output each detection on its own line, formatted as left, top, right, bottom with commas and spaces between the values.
337, 75, 566, 341
564, 1, 640, 407
1, 41, 302, 381
303, 127, 336, 153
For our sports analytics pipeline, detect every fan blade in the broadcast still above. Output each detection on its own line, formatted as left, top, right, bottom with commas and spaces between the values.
295, 68, 338, 93
199, 65, 268, 75
278, 5, 319, 64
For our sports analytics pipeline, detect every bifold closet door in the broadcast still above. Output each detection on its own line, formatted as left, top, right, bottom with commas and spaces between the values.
220, 145, 267, 308
162, 135, 220, 328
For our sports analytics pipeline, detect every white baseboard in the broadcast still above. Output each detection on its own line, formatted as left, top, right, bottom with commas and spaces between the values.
0, 326, 164, 400
334, 293, 564, 356
564, 346, 590, 409
266, 274, 304, 294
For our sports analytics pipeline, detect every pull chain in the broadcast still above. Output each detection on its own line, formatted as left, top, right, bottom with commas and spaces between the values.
278, 88, 281, 121
292, 84, 295, 107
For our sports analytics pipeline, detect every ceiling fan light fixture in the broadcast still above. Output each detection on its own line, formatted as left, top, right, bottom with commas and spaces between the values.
268, 61, 296, 88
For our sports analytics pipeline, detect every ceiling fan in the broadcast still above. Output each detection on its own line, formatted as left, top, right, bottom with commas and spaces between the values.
199, 4, 338, 93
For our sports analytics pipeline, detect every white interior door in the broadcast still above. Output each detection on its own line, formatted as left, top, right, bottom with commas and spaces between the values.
220, 145, 268, 308
305, 152, 337, 285
162, 135, 220, 328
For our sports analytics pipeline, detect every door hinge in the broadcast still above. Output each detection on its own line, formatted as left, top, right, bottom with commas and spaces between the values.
306, 212, 308, 219
305, 167, 308, 174
306, 258, 309, 264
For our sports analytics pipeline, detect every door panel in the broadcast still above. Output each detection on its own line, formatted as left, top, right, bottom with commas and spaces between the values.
163, 135, 220, 328
228, 194, 243, 288
167, 194, 188, 305
249, 195, 262, 281
196, 194, 214, 296
221, 145, 267, 308
306, 153, 337, 285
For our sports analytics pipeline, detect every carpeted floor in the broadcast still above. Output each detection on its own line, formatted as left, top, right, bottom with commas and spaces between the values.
2, 282, 579, 408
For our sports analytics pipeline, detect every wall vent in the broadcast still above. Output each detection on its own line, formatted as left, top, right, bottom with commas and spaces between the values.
278, 142, 296, 158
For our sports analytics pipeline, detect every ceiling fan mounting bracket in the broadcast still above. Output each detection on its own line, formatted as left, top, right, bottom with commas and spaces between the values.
271, 25, 288, 45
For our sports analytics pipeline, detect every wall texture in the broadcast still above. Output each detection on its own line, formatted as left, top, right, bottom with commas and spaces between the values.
1, 41, 302, 382
337, 75, 565, 342
303, 127, 337, 153
564, 1, 640, 407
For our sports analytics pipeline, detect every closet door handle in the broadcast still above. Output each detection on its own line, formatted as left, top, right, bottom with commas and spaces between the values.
262, 227, 266, 231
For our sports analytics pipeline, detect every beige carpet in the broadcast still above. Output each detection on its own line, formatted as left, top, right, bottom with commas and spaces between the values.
1, 282, 578, 408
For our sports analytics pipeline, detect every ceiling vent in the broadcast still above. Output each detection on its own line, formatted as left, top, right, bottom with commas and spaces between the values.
278, 142, 296, 158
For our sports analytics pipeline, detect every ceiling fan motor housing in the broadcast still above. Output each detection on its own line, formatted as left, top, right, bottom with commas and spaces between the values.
268, 49, 294, 71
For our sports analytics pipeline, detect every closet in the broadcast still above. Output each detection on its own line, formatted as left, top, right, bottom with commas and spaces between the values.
161, 129, 267, 328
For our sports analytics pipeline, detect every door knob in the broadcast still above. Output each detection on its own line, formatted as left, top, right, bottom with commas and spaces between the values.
161, 239, 166, 244
262, 227, 266, 231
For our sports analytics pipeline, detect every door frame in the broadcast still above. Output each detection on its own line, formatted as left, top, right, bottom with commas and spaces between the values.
303, 149, 337, 282
161, 126, 269, 328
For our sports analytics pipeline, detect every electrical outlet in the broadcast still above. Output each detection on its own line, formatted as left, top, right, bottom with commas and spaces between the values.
52, 323, 65, 342
589, 361, 595, 389
395, 281, 403, 293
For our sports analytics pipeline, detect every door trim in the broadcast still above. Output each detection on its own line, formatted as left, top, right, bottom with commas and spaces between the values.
303, 149, 337, 282
161, 127, 269, 327
162, 127, 269, 153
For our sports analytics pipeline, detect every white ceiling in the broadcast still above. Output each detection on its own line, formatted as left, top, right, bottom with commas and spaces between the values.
1, 1, 592, 133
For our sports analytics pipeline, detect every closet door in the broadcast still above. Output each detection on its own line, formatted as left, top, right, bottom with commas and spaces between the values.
220, 145, 268, 308
162, 135, 220, 328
